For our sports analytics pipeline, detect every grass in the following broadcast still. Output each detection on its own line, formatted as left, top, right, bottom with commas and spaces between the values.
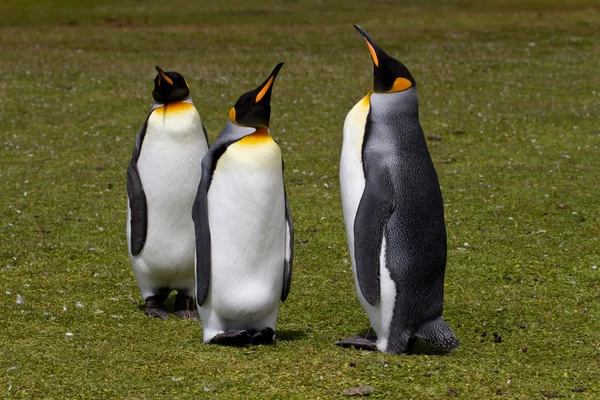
1, 0, 599, 398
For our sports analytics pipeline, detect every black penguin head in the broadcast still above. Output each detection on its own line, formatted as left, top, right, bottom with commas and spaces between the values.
353, 25, 416, 94
152, 66, 190, 104
229, 62, 284, 128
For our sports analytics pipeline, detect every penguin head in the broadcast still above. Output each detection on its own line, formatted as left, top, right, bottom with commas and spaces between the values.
353, 25, 416, 94
229, 62, 284, 128
152, 66, 190, 104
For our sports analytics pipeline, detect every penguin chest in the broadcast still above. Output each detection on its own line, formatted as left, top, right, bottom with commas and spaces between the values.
136, 102, 208, 263
340, 93, 370, 247
207, 131, 285, 312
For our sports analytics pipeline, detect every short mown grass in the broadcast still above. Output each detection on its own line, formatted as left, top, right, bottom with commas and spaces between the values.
1, 1, 599, 398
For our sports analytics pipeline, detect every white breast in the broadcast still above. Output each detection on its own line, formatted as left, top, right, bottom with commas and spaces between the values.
206, 131, 285, 320
133, 102, 208, 285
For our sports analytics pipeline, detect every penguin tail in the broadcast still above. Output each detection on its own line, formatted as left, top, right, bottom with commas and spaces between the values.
414, 317, 460, 352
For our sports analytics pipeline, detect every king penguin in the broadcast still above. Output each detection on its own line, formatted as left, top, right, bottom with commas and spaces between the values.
127, 66, 209, 319
192, 63, 293, 346
337, 26, 459, 354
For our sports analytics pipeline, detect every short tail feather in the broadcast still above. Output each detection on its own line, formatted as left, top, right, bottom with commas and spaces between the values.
415, 317, 460, 351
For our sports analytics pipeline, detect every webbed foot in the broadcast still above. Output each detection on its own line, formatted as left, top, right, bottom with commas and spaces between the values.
336, 334, 378, 351
250, 327, 276, 345
209, 330, 252, 346
145, 291, 170, 319
173, 293, 198, 319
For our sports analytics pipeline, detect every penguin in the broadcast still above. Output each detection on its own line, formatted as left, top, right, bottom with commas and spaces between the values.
192, 62, 293, 346
337, 26, 459, 354
127, 66, 209, 319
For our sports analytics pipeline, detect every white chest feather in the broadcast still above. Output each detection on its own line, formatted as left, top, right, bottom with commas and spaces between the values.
340, 93, 370, 250
206, 131, 285, 318
135, 102, 208, 268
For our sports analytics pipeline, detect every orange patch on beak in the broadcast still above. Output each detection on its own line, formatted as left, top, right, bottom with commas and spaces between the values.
365, 39, 379, 67
159, 70, 174, 86
255, 76, 274, 103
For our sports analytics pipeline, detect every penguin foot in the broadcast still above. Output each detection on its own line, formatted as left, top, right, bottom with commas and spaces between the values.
336, 335, 378, 351
209, 330, 252, 346
144, 292, 170, 319
173, 309, 199, 319
250, 327, 276, 345
173, 294, 198, 319
145, 306, 169, 319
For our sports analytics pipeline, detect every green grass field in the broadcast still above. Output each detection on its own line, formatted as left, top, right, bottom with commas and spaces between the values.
1, 1, 599, 398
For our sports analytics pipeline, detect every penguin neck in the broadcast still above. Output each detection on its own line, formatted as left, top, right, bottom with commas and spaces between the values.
371, 88, 418, 115
151, 95, 193, 111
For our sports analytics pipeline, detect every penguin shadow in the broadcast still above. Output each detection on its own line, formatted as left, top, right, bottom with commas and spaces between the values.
276, 329, 307, 342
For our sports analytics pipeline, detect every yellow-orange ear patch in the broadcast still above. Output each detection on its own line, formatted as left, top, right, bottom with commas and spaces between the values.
389, 77, 412, 92
229, 107, 237, 123
365, 39, 379, 67
256, 76, 274, 103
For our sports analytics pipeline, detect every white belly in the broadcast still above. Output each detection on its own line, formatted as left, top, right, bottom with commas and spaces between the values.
340, 93, 396, 351
130, 103, 208, 294
205, 135, 285, 322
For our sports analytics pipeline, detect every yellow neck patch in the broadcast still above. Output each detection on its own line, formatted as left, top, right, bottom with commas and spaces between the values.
154, 101, 194, 115
361, 91, 372, 106
388, 77, 412, 93
237, 127, 272, 146
229, 107, 237, 123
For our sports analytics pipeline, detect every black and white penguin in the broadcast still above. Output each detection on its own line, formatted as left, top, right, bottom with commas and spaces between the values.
192, 63, 293, 345
338, 26, 459, 354
127, 66, 209, 319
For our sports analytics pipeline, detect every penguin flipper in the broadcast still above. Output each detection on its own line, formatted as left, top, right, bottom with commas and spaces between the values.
414, 317, 460, 352
354, 177, 394, 306
127, 118, 150, 256
201, 122, 210, 146
281, 180, 294, 302
192, 153, 213, 307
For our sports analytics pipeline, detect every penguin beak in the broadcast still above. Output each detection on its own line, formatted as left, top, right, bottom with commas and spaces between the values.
255, 62, 284, 103
353, 25, 382, 68
155, 65, 174, 86
353, 25, 413, 93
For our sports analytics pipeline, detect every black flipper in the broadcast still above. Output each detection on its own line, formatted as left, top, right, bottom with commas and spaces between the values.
353, 171, 395, 306
201, 122, 209, 146
414, 317, 460, 352
127, 116, 150, 256
192, 152, 214, 307
281, 167, 294, 302
336, 334, 378, 351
